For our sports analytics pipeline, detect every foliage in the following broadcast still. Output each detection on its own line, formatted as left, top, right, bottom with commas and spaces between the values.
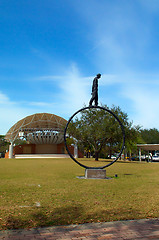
140, 128, 159, 144
124, 124, 143, 156
0, 135, 9, 154
0, 136, 27, 157
67, 105, 138, 160
14, 139, 28, 146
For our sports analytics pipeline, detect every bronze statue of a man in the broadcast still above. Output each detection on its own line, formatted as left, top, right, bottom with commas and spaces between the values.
89, 73, 101, 106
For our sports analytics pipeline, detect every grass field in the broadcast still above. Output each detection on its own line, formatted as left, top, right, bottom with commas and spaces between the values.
0, 157, 159, 230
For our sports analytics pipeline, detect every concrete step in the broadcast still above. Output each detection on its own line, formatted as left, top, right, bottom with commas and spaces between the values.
15, 154, 70, 159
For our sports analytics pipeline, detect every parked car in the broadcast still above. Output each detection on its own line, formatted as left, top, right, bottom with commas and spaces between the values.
140, 155, 150, 160
131, 156, 139, 161
111, 155, 117, 159
107, 155, 116, 159
152, 155, 159, 161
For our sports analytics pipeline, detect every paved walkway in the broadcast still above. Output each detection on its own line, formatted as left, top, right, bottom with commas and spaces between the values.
0, 218, 159, 240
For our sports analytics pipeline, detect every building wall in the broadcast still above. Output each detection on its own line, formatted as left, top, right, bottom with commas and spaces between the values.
5, 142, 84, 158
67, 145, 84, 158
13, 143, 61, 154
13, 144, 36, 154
35, 144, 57, 154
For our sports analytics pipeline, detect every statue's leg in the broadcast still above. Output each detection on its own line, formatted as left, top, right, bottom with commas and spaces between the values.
95, 95, 98, 106
90, 92, 96, 106
89, 97, 93, 106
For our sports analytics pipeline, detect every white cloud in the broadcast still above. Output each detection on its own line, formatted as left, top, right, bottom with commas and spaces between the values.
100, 74, 124, 86
71, 1, 159, 130
121, 81, 159, 129
34, 75, 64, 81
1, 70, 159, 136
58, 63, 90, 110
0, 92, 54, 135
71, 0, 151, 73
0, 92, 10, 104
0, 97, 28, 135
33, 63, 93, 114
30, 68, 159, 131
0, 64, 95, 135
27, 101, 54, 107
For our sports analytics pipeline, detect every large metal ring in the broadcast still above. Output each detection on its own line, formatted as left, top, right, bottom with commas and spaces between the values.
64, 106, 125, 169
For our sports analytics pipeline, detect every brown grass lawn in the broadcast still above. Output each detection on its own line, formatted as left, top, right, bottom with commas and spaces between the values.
0, 158, 159, 230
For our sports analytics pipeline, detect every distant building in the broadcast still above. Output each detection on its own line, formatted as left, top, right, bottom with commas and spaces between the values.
5, 113, 83, 159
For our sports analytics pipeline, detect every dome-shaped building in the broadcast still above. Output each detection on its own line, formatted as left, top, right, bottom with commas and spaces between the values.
5, 113, 69, 158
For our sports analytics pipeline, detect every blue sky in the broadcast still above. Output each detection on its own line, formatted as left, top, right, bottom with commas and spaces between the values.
1, 0, 159, 134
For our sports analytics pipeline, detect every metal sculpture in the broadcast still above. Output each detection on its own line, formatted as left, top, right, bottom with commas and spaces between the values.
64, 74, 125, 170
89, 73, 101, 106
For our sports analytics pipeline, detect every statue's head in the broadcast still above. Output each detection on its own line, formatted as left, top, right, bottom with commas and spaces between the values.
97, 73, 101, 78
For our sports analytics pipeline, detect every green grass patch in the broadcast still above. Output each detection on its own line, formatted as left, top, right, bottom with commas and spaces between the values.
0, 158, 159, 230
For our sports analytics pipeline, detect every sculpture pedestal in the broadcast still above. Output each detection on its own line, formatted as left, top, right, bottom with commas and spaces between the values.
85, 169, 106, 179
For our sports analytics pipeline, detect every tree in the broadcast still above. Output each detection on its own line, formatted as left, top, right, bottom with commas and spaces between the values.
101, 106, 141, 160
124, 124, 142, 159
140, 128, 159, 144
67, 105, 136, 161
0, 135, 9, 156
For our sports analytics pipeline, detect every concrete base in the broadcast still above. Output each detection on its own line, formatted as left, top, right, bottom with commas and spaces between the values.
14, 154, 69, 159
85, 169, 106, 179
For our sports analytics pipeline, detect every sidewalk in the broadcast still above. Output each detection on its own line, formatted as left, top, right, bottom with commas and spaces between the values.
0, 218, 159, 240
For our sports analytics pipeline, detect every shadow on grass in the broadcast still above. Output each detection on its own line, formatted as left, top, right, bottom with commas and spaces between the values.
5, 204, 142, 230
78, 159, 143, 164
84, 207, 142, 223
5, 205, 84, 230
79, 159, 111, 162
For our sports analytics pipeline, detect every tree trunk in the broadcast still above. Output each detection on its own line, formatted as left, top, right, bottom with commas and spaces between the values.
124, 148, 126, 161
129, 150, 132, 161
109, 148, 112, 159
95, 151, 99, 161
